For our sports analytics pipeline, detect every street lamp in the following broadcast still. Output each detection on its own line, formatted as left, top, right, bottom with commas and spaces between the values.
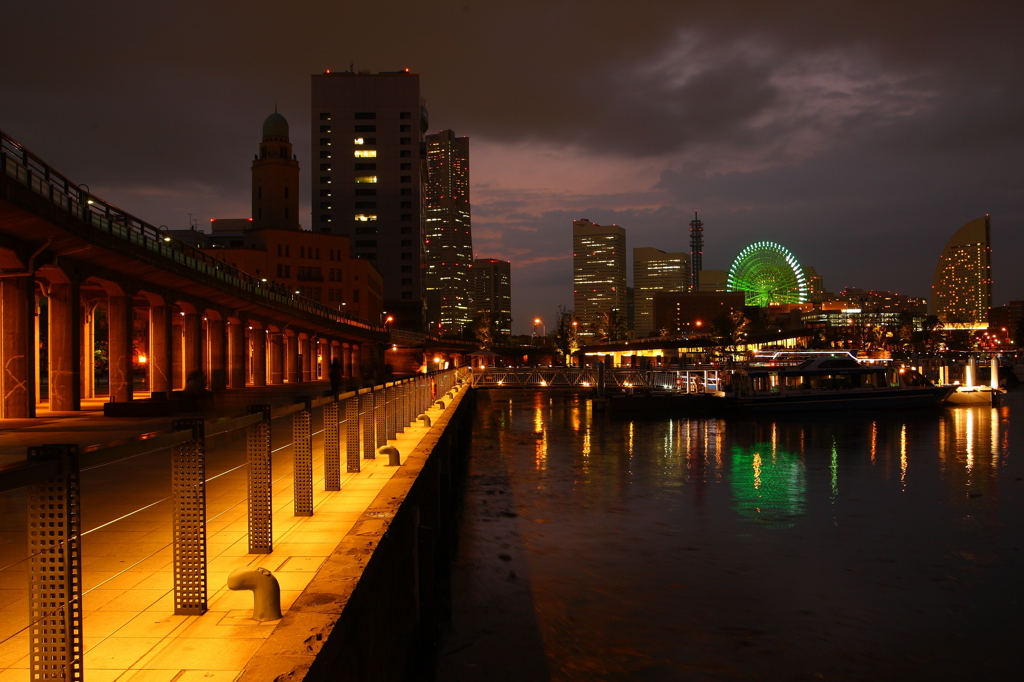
533, 317, 546, 345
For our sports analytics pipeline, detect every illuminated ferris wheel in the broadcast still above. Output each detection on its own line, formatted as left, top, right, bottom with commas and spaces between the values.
727, 241, 808, 306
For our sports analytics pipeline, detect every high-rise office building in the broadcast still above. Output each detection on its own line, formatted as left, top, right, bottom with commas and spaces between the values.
930, 215, 992, 328
633, 247, 689, 337
310, 69, 428, 328
473, 258, 512, 337
424, 130, 473, 336
573, 219, 626, 338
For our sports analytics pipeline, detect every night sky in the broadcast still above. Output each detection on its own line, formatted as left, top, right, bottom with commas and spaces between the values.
3, 1, 1021, 334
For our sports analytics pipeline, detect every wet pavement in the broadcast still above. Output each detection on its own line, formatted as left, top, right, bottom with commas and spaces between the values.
439, 388, 1024, 681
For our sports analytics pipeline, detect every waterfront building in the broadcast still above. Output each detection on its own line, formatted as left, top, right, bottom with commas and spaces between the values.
697, 269, 728, 293
653, 291, 747, 335
310, 69, 428, 329
930, 215, 992, 328
633, 247, 690, 337
803, 266, 828, 302
424, 130, 473, 336
473, 258, 512, 337
200, 112, 384, 323
573, 219, 626, 338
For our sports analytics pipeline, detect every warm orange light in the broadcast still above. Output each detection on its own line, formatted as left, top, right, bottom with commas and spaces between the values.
137, 354, 147, 364
696, 320, 703, 327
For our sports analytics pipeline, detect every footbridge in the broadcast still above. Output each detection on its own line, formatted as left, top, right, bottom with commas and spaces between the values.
0, 129, 389, 418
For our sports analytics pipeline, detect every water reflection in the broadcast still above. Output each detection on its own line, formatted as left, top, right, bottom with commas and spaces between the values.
729, 440, 807, 528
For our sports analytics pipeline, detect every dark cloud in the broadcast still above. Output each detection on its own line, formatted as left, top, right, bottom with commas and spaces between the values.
2, 1, 1022, 332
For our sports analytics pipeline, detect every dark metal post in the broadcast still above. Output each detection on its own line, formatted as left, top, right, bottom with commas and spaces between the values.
323, 400, 341, 491
171, 418, 207, 615
396, 383, 406, 433
386, 385, 397, 440
361, 392, 376, 459
293, 397, 313, 516
27, 444, 83, 681
346, 396, 361, 472
246, 405, 273, 554
375, 388, 387, 447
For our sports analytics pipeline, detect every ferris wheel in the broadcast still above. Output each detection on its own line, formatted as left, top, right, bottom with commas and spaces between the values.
727, 241, 808, 306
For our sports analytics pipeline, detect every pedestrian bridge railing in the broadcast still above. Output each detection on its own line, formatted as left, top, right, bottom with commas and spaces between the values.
0, 128, 381, 335
0, 366, 470, 680
470, 367, 723, 392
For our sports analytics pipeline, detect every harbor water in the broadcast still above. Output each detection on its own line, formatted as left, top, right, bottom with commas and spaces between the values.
438, 388, 1024, 681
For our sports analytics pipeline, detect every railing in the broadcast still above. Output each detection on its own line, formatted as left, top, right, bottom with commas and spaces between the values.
0, 365, 472, 679
470, 367, 723, 392
0, 129, 381, 334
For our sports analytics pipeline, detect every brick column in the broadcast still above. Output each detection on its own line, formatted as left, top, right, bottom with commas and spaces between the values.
107, 295, 134, 402
0, 276, 35, 417
227, 319, 246, 389
47, 281, 81, 411
150, 305, 172, 395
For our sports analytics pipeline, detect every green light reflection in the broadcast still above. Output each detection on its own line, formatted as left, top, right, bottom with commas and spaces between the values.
730, 442, 807, 529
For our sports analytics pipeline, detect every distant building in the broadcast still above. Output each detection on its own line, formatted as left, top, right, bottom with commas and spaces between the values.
653, 291, 747, 335
803, 266, 827, 302
200, 112, 384, 324
310, 69, 428, 329
988, 300, 1024, 338
930, 215, 992, 328
573, 219, 626, 338
473, 259, 512, 337
424, 130, 472, 335
697, 269, 728, 292
632, 247, 689, 337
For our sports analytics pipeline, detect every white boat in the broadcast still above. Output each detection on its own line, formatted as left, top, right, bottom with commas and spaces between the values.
722, 352, 955, 411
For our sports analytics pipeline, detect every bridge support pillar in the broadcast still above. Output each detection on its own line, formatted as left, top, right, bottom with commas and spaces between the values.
47, 281, 81, 411
108, 295, 134, 402
268, 332, 283, 385
150, 305, 172, 395
183, 311, 202, 384
285, 333, 298, 383
0, 276, 35, 418
207, 318, 226, 391
227, 319, 246, 389
252, 329, 267, 387
344, 344, 355, 380
299, 336, 311, 382
81, 302, 95, 400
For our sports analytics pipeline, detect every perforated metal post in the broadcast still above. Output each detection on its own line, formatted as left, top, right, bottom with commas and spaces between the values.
323, 401, 341, 491
361, 392, 376, 459
246, 405, 273, 554
346, 396, 361, 472
396, 383, 406, 433
27, 444, 83, 681
375, 388, 387, 447
386, 386, 397, 440
293, 398, 314, 516
171, 418, 207, 615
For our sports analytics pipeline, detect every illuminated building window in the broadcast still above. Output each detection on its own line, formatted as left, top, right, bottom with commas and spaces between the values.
354, 138, 364, 145
354, 150, 377, 158
354, 176, 377, 183
354, 214, 377, 222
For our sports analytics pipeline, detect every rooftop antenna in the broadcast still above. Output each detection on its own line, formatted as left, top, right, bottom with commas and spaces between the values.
689, 211, 703, 291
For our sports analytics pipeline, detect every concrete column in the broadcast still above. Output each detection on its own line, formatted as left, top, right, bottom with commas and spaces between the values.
252, 329, 267, 387
268, 332, 283, 385
0, 276, 36, 418
285, 334, 298, 383
81, 302, 95, 400
150, 305, 172, 395
47, 281, 81, 411
299, 336, 311, 382
207, 318, 226, 391
107, 295, 134, 402
227, 320, 246, 389
183, 312, 202, 383
350, 344, 360, 382
172, 317, 183, 390
341, 344, 351, 379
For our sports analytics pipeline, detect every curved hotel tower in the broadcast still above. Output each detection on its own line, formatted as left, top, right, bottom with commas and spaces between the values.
930, 215, 992, 329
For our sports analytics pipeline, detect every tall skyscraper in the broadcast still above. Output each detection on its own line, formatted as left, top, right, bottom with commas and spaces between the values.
633, 247, 690, 337
310, 69, 428, 328
573, 219, 626, 338
931, 215, 992, 328
473, 258, 512, 337
689, 212, 704, 291
424, 130, 473, 336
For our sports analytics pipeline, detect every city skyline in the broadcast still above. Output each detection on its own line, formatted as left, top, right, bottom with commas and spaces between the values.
3, 1, 1021, 334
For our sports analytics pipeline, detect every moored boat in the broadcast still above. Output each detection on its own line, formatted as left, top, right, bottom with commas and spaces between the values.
721, 352, 955, 411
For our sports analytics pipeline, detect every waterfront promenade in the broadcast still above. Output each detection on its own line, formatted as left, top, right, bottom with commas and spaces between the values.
0, 376, 469, 680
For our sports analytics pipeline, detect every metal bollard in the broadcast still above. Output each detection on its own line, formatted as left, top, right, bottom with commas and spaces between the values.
377, 446, 401, 466
418, 414, 431, 427
227, 567, 282, 621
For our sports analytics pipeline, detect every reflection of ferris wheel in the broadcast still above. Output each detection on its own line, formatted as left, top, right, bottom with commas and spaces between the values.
728, 241, 808, 306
